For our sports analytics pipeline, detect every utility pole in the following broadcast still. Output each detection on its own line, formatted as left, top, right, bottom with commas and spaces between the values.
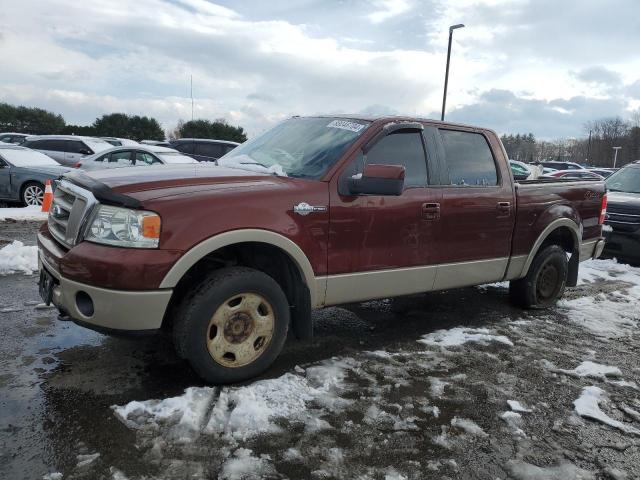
612, 146, 622, 168
190, 75, 194, 122
586, 130, 592, 164
441, 24, 465, 121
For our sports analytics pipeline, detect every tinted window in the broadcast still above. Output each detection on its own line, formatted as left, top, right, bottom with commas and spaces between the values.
67, 140, 91, 154
109, 151, 133, 165
94, 153, 108, 162
440, 130, 498, 186
363, 131, 428, 188
27, 139, 67, 151
195, 142, 223, 158
135, 151, 160, 165
223, 144, 237, 155
174, 142, 195, 154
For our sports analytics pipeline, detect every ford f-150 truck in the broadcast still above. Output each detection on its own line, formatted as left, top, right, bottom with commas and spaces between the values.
37, 116, 607, 383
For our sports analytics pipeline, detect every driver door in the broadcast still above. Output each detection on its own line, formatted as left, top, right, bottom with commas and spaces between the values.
326, 127, 442, 305
0, 158, 11, 198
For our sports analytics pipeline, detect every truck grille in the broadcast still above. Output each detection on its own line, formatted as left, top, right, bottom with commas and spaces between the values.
606, 204, 640, 226
48, 180, 97, 248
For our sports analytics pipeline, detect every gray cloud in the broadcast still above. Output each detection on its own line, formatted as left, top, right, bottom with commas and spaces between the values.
572, 66, 622, 86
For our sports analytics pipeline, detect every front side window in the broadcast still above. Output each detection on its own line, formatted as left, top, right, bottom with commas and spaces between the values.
360, 131, 428, 188
440, 130, 498, 186
606, 165, 640, 194
174, 142, 195, 154
219, 117, 370, 178
135, 151, 159, 165
67, 141, 90, 154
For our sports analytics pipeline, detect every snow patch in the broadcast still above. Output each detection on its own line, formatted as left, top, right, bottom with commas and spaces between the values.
507, 400, 532, 413
0, 241, 38, 275
506, 459, 595, 480
573, 386, 640, 436
543, 360, 622, 379
76, 452, 100, 468
418, 327, 513, 348
0, 206, 48, 221
450, 417, 488, 437
219, 448, 276, 480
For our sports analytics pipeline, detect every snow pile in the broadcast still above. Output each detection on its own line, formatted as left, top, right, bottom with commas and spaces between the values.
500, 411, 526, 436
560, 259, 640, 338
419, 327, 514, 348
114, 359, 353, 441
219, 448, 275, 480
0, 241, 38, 275
542, 360, 623, 380
0, 206, 48, 221
506, 459, 595, 480
450, 417, 488, 437
573, 386, 640, 436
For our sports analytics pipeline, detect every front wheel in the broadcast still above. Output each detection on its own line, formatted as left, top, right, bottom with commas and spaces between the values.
173, 267, 290, 384
509, 245, 568, 309
21, 182, 45, 206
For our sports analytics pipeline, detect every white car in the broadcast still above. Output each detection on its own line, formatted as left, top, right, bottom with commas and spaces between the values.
75, 145, 198, 170
100, 137, 139, 147
22, 135, 112, 167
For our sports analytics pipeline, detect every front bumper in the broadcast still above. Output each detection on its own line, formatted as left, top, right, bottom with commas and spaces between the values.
39, 252, 173, 332
602, 228, 640, 263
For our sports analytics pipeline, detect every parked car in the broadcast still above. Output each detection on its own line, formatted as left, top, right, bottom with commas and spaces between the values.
0, 144, 70, 206
602, 161, 640, 264
587, 168, 616, 178
170, 138, 240, 163
22, 135, 112, 167
100, 137, 139, 147
140, 140, 172, 147
509, 160, 542, 181
545, 170, 604, 180
533, 161, 585, 171
0, 132, 29, 145
76, 146, 198, 170
37, 115, 606, 384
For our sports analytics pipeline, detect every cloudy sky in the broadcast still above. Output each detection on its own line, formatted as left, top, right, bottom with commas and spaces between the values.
1, 0, 639, 138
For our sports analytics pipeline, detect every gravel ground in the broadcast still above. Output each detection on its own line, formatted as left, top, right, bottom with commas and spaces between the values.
0, 220, 638, 480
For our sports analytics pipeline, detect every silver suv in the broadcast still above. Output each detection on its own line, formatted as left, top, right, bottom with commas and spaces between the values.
22, 135, 112, 167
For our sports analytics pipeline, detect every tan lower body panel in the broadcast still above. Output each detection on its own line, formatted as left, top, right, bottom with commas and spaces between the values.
323, 257, 509, 306
40, 254, 172, 331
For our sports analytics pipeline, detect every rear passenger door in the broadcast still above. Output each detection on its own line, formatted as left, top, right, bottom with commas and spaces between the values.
431, 128, 515, 289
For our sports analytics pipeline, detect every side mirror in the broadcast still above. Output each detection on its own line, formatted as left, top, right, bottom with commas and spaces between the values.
79, 149, 92, 155
349, 164, 405, 196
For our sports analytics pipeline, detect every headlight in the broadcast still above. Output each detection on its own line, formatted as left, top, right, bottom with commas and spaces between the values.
85, 205, 161, 248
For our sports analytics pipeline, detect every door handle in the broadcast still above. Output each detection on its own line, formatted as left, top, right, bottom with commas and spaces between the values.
497, 201, 511, 215
422, 202, 440, 220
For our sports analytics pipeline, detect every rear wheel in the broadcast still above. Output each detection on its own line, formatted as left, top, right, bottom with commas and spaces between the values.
509, 245, 568, 309
173, 267, 289, 384
21, 182, 44, 206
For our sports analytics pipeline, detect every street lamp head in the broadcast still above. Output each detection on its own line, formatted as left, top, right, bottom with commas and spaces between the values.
449, 24, 465, 32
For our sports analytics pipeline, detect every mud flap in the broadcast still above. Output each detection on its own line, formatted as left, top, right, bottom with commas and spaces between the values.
567, 252, 579, 287
291, 284, 313, 341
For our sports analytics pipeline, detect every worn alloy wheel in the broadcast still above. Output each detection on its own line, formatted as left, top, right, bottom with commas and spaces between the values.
22, 182, 44, 206
207, 292, 275, 368
509, 245, 568, 309
173, 267, 289, 384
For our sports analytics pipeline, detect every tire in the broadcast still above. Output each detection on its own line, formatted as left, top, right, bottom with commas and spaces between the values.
509, 245, 568, 309
173, 267, 290, 384
21, 182, 45, 207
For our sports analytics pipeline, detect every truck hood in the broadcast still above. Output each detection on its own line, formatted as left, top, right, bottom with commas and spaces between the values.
608, 190, 640, 209
62, 164, 286, 206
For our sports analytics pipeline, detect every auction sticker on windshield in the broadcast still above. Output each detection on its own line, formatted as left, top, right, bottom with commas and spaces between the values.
326, 120, 366, 133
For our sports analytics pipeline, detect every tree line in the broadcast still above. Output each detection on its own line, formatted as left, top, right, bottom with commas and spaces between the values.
0, 103, 247, 143
501, 112, 640, 168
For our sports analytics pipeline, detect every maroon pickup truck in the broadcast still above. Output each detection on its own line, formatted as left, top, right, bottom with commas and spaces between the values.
37, 116, 607, 383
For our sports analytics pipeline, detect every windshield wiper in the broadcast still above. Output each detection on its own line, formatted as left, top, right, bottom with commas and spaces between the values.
240, 161, 269, 168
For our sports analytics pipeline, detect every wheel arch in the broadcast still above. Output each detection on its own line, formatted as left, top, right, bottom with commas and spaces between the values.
520, 218, 581, 286
160, 230, 319, 340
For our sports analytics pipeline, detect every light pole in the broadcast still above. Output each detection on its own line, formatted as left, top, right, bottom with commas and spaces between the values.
612, 146, 622, 168
441, 23, 465, 121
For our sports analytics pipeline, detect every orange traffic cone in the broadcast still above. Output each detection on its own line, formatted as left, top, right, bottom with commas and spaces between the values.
41, 180, 53, 212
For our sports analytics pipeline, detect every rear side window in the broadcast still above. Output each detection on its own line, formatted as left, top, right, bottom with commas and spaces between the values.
195, 142, 223, 158
109, 151, 133, 165
174, 142, 195, 154
439, 130, 498, 186
67, 140, 90, 154
363, 131, 428, 188
135, 151, 160, 165
28, 139, 67, 151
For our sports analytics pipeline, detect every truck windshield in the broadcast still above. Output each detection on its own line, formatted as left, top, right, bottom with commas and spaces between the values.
218, 117, 370, 179
606, 165, 640, 194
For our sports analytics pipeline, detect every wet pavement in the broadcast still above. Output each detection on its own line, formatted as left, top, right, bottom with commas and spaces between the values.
1, 220, 639, 480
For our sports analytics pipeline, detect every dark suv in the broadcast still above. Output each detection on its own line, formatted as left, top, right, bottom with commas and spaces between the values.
169, 138, 239, 163
603, 161, 640, 265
